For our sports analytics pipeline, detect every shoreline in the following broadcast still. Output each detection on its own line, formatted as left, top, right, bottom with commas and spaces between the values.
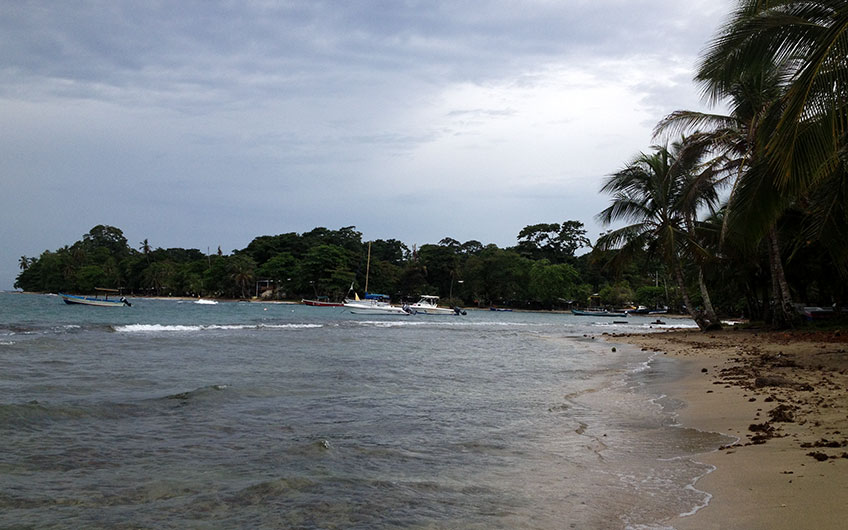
610, 328, 848, 529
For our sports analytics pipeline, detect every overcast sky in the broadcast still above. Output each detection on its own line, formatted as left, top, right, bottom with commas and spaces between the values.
1, 0, 736, 290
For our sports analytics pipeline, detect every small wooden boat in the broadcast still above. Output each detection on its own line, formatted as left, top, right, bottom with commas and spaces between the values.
571, 309, 627, 317
60, 288, 131, 307
302, 297, 343, 307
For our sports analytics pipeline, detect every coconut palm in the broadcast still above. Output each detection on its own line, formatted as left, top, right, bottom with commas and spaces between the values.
19, 256, 30, 271
697, 0, 848, 189
656, 60, 800, 327
228, 256, 256, 299
596, 143, 722, 331
139, 239, 152, 264
696, 0, 848, 293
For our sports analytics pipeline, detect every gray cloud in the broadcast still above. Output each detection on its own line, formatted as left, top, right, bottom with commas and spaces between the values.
1, 0, 735, 289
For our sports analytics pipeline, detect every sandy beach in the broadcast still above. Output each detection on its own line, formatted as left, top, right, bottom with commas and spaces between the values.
609, 327, 848, 529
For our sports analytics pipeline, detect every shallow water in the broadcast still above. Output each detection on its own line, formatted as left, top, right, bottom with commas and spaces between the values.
0, 293, 728, 529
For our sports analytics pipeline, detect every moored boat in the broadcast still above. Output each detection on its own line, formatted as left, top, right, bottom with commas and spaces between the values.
342, 242, 410, 316
343, 293, 410, 315
60, 288, 131, 307
571, 309, 627, 317
302, 297, 343, 307
408, 295, 460, 315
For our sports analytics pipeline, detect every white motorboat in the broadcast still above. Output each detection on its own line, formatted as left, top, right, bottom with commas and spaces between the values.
408, 295, 458, 315
344, 293, 410, 315
344, 300, 411, 315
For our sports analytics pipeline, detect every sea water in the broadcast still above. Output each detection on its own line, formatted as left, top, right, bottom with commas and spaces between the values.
0, 292, 730, 529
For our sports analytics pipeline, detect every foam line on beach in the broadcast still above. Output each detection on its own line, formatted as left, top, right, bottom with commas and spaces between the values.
113, 323, 323, 333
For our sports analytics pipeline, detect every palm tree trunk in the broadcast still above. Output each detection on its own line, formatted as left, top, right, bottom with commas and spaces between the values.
767, 227, 796, 328
674, 260, 710, 331
698, 267, 721, 328
685, 217, 720, 329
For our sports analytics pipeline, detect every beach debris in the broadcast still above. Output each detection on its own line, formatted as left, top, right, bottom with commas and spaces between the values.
754, 375, 814, 391
749, 422, 773, 433
800, 438, 847, 448
807, 451, 830, 461
768, 404, 796, 423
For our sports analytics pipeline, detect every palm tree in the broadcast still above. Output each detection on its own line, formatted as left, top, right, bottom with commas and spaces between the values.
697, 0, 848, 191
19, 256, 30, 271
228, 256, 255, 299
695, 0, 848, 311
595, 143, 722, 331
139, 239, 152, 264
656, 60, 801, 327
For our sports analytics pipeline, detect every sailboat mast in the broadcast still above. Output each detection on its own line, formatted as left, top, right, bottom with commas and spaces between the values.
364, 242, 371, 293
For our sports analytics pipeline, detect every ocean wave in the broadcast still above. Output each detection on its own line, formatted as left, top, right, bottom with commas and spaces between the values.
163, 384, 230, 402
113, 323, 323, 333
0, 400, 141, 429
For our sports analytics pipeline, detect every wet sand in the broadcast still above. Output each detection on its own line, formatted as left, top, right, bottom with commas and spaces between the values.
610, 328, 848, 530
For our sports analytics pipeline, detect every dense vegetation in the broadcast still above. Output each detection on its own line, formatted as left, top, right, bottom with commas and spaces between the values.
16, 222, 657, 309
15, 1, 848, 327
595, 0, 848, 330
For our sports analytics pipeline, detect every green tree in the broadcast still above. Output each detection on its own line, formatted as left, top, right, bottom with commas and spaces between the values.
596, 144, 722, 330
82, 225, 130, 258
299, 245, 349, 295
143, 261, 176, 296
464, 246, 531, 306
516, 221, 591, 263
693, 0, 848, 321
635, 285, 666, 308
659, 59, 799, 326
229, 256, 256, 299
599, 281, 634, 308
528, 259, 579, 307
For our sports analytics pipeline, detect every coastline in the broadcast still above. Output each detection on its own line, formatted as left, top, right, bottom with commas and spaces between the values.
610, 328, 848, 529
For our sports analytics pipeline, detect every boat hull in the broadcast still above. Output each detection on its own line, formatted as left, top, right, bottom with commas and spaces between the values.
409, 306, 457, 315
302, 299, 343, 307
571, 310, 627, 317
344, 304, 410, 316
60, 293, 129, 307
343, 302, 410, 315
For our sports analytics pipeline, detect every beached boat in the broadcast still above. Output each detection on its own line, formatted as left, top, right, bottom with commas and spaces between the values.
571, 309, 627, 317
302, 297, 343, 307
408, 295, 460, 315
60, 288, 131, 307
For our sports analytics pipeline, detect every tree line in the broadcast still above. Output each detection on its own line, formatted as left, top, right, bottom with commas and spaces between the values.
16, 222, 679, 310
595, 0, 848, 330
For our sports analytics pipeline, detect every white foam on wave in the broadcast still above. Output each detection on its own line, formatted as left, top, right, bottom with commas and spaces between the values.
259, 324, 323, 330
114, 323, 323, 333
116, 324, 204, 332
356, 320, 428, 328
0, 340, 15, 346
